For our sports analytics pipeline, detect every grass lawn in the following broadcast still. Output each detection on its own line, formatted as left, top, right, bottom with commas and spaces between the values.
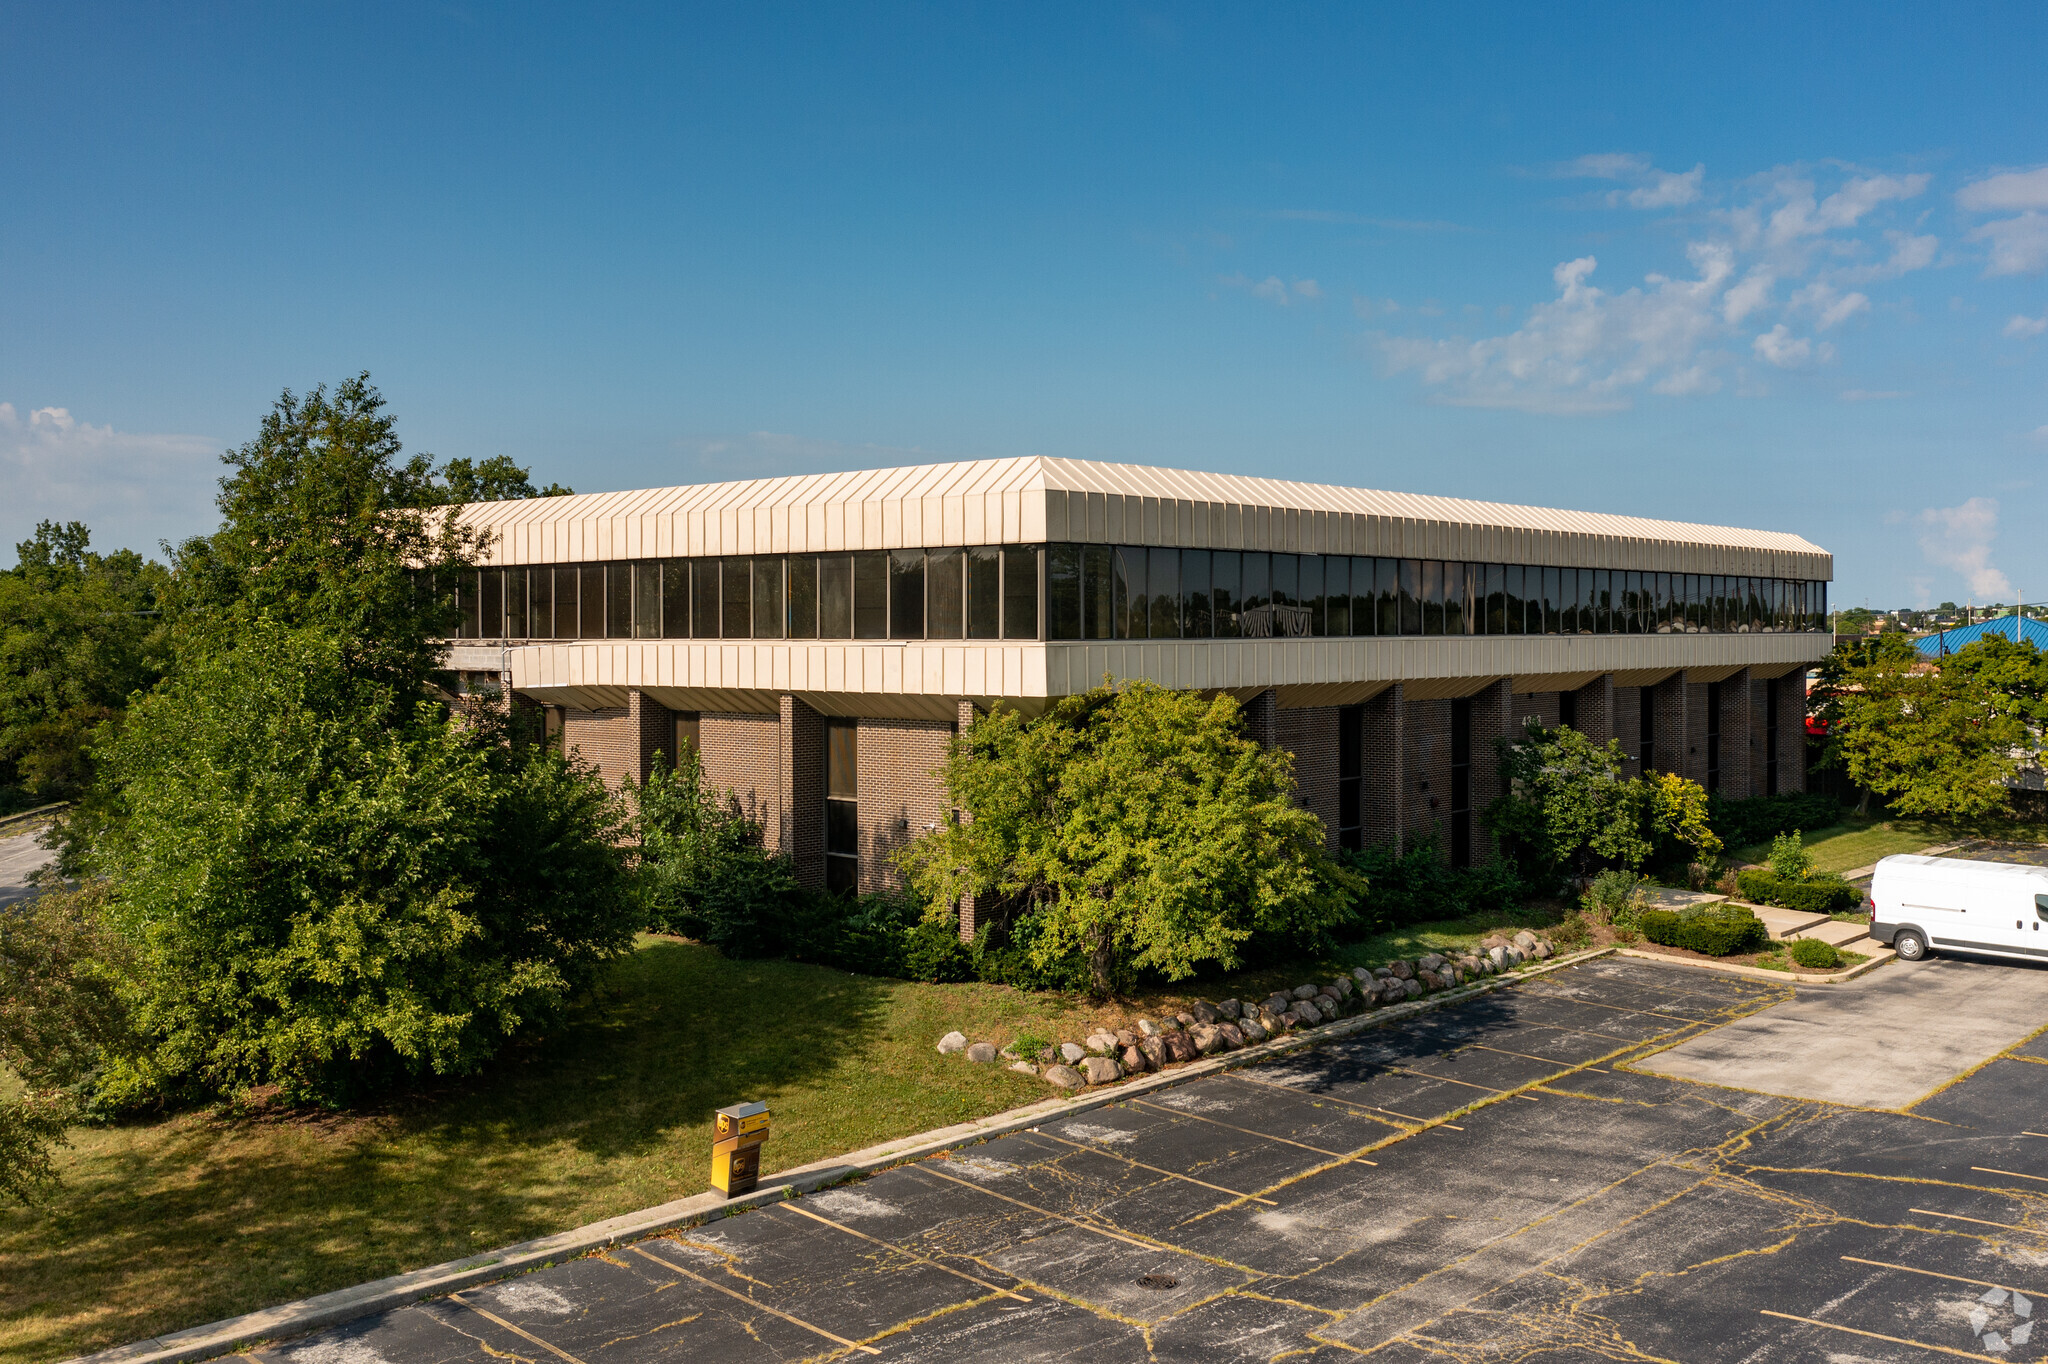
1729, 813, 1951, 876
1, 910, 1566, 1364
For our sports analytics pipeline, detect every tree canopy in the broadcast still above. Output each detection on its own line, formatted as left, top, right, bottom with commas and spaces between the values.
0, 522, 169, 806
1816, 633, 2043, 822
899, 681, 1359, 995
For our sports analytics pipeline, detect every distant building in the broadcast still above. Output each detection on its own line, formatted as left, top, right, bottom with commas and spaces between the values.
440, 458, 1833, 899
1913, 613, 2048, 657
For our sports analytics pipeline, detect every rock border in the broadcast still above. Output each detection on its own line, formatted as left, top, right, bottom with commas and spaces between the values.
63, 945, 1616, 1364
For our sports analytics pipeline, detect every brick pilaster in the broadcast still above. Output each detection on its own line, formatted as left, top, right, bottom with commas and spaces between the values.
1361, 683, 1405, 850
1723, 667, 1753, 798
1571, 674, 1615, 745
1241, 687, 1278, 748
782, 695, 825, 883
1652, 673, 1689, 779
1778, 671, 1809, 794
628, 690, 673, 784
1468, 678, 1513, 864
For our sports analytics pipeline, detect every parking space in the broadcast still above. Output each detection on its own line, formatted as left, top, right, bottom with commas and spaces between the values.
247, 955, 2048, 1362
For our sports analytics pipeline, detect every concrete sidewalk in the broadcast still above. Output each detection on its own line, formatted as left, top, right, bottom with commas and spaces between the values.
0, 825, 58, 910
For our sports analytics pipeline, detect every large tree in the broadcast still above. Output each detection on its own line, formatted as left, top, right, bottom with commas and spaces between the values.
0, 522, 169, 804
1820, 634, 2042, 822
899, 681, 1359, 996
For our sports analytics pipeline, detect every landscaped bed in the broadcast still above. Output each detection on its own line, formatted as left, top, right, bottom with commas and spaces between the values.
0, 913, 1568, 1364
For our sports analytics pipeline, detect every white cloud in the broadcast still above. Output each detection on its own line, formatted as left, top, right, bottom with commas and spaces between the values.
1917, 497, 2012, 600
1555, 153, 1704, 208
1375, 161, 1936, 412
1221, 273, 1315, 305
1958, 168, 2048, 212
2004, 314, 2048, 339
1752, 324, 1813, 367
2033, 425, 2048, 442
1379, 251, 1732, 413
0, 402, 219, 558
1970, 212, 2048, 276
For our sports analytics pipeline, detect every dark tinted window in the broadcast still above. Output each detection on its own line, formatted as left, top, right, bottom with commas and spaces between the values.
1324, 555, 1347, 636
889, 549, 924, 638
1002, 545, 1038, 639
1047, 543, 1081, 639
853, 552, 888, 638
1115, 545, 1144, 639
1149, 547, 1180, 638
786, 556, 817, 638
1183, 549, 1212, 637
927, 548, 964, 639
966, 547, 999, 639
530, 566, 554, 638
820, 555, 851, 637
606, 563, 632, 639
752, 558, 782, 639
692, 559, 720, 638
1082, 544, 1113, 639
662, 560, 689, 637
1211, 551, 1240, 637
580, 564, 606, 638
1399, 560, 1421, 635
634, 561, 661, 639
721, 558, 750, 639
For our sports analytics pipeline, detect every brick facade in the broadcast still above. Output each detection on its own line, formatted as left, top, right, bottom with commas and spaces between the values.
1405, 697, 1452, 848
1360, 684, 1406, 850
1613, 685, 1644, 778
701, 712, 784, 833
853, 718, 956, 896
1652, 674, 1689, 779
561, 706, 637, 792
1275, 704, 1343, 848
1467, 679, 1513, 864
781, 695, 826, 881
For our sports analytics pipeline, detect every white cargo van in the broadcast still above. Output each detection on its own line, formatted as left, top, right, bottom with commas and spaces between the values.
1868, 854, 2048, 964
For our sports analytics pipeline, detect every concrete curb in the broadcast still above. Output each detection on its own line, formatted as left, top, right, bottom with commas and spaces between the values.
0, 801, 67, 837
1615, 943, 1895, 985
65, 946, 1615, 1364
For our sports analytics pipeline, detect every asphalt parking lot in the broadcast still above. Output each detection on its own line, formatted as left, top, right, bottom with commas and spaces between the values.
250, 955, 2048, 1363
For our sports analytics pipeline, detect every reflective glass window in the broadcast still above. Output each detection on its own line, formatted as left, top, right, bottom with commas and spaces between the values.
927, 547, 964, 639
1299, 555, 1325, 636
1483, 563, 1505, 635
692, 560, 720, 638
530, 566, 555, 638
853, 552, 888, 638
1001, 545, 1038, 639
1183, 548, 1213, 637
721, 559, 750, 639
1243, 552, 1272, 636
634, 561, 662, 639
1149, 547, 1180, 638
605, 564, 632, 639
1593, 569, 1611, 634
1082, 544, 1113, 638
1421, 560, 1444, 636
506, 569, 527, 639
1272, 553, 1298, 609
889, 549, 924, 639
820, 555, 851, 637
752, 558, 783, 639
1212, 551, 1241, 637
480, 569, 504, 639
966, 547, 999, 639
1116, 546, 1145, 639
1325, 555, 1349, 636
580, 564, 605, 638
1399, 559, 1421, 635
1377, 558, 1400, 635
786, 556, 817, 638
1047, 543, 1081, 639
662, 560, 689, 637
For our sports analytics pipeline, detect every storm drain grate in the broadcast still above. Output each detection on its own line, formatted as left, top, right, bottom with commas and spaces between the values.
1135, 1274, 1179, 1290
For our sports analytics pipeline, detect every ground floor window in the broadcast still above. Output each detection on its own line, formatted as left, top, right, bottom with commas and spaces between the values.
1338, 705, 1363, 850
825, 720, 858, 894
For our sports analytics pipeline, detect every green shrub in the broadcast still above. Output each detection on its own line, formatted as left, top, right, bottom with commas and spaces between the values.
1710, 792, 1844, 849
1581, 869, 1647, 928
1736, 869, 1859, 914
1735, 868, 1777, 904
1790, 937, 1842, 968
1341, 836, 1523, 931
1639, 905, 1768, 956
1768, 830, 1816, 881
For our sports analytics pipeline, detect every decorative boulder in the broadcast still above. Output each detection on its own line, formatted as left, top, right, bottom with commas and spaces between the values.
966, 1042, 998, 1064
1060, 1042, 1088, 1064
1191, 1001, 1220, 1025
1175, 1011, 1199, 1029
1331, 977, 1354, 997
1122, 1045, 1152, 1073
1532, 941, 1553, 960
1417, 952, 1445, 972
1085, 1033, 1115, 1055
1116, 1029, 1139, 1048
1389, 960, 1415, 980
938, 1031, 968, 1054
1292, 984, 1319, 1000
1487, 945, 1509, 970
1265, 993, 1293, 1015
1164, 1031, 1199, 1063
1295, 999, 1325, 1025
1240, 1019, 1270, 1043
1513, 930, 1540, 952
1082, 1056, 1120, 1085
1218, 1022, 1247, 1049
1009, 1060, 1038, 1075
1218, 999, 1243, 1020
1138, 1018, 1163, 1037
1043, 1064, 1085, 1089
1403, 979, 1423, 999
1353, 966, 1374, 982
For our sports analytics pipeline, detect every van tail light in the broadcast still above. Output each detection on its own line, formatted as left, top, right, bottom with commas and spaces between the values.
1865, 896, 1877, 922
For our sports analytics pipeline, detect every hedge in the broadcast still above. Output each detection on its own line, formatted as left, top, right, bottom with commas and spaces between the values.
1640, 905, 1769, 956
1710, 791, 1844, 849
1734, 869, 1861, 914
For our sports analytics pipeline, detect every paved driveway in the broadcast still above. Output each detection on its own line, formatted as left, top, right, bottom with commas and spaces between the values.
245, 956, 2048, 1363
0, 826, 57, 910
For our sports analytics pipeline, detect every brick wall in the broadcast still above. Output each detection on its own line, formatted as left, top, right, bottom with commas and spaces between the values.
1652, 674, 1689, 779
1468, 679, 1513, 864
1777, 672, 1809, 794
701, 712, 784, 835
1613, 685, 1643, 778
561, 706, 637, 792
1570, 675, 1615, 743
1275, 705, 1342, 848
1405, 697, 1452, 847
1360, 684, 1406, 849
854, 718, 956, 895
1723, 667, 1753, 799
1511, 690, 1561, 734
1241, 688, 1278, 748
1684, 679, 1712, 789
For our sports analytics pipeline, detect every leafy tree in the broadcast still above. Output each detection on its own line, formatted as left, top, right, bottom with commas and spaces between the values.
437, 455, 574, 504
628, 743, 800, 959
1821, 633, 2041, 822
88, 620, 637, 1106
899, 681, 1360, 997
1484, 721, 1719, 885
164, 373, 489, 697
0, 522, 170, 805
1768, 830, 1815, 880
0, 882, 135, 1203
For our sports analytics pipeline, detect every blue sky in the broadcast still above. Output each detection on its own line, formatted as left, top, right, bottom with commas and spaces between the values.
4, 3, 2045, 608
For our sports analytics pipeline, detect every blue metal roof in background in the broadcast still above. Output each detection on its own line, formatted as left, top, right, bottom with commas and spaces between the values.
1913, 613, 2048, 656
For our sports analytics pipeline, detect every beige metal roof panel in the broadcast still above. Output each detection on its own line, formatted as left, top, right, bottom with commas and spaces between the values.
453, 456, 1831, 578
